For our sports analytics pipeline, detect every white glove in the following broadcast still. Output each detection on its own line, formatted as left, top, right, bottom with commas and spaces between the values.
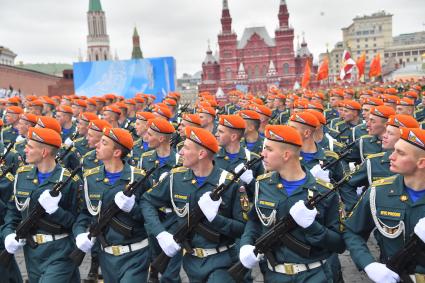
289, 200, 318, 229
38, 190, 61, 215
414, 217, 425, 243
309, 164, 330, 183
114, 191, 135, 213
239, 245, 262, 269
4, 233, 25, 254
156, 231, 181, 257
364, 262, 399, 283
76, 232, 95, 253
198, 192, 222, 222
235, 163, 254, 184
64, 137, 73, 147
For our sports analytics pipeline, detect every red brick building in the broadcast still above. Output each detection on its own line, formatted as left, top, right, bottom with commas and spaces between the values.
199, 0, 318, 94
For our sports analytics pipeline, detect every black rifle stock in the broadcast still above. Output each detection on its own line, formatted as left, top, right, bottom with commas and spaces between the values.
228, 175, 350, 281
0, 165, 81, 267
69, 164, 158, 266
0, 141, 15, 165
148, 157, 263, 281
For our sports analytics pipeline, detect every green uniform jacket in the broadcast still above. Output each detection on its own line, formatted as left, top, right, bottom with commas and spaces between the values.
128, 138, 150, 166
240, 171, 345, 264
346, 135, 383, 164
344, 175, 425, 274
0, 142, 20, 174
0, 125, 18, 146
324, 108, 339, 122
334, 120, 360, 145
73, 136, 91, 157
138, 149, 180, 185
351, 122, 368, 141
240, 136, 264, 155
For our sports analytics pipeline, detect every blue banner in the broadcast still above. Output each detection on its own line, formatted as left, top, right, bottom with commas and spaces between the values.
73, 57, 176, 101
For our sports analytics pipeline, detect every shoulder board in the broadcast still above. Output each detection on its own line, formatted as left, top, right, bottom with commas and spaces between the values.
83, 166, 100, 177
62, 169, 79, 181
134, 139, 142, 146
251, 151, 260, 158
256, 172, 273, 181
171, 166, 188, 174
133, 167, 144, 175
360, 134, 372, 139
368, 152, 385, 159
17, 165, 34, 173
5, 172, 14, 182
74, 137, 84, 143
334, 120, 344, 126
177, 140, 184, 147
324, 150, 339, 159
2, 125, 11, 130
372, 175, 396, 187
316, 178, 334, 190
10, 148, 17, 154
15, 140, 25, 145
70, 147, 76, 152
142, 150, 155, 157
82, 150, 94, 158
333, 141, 344, 148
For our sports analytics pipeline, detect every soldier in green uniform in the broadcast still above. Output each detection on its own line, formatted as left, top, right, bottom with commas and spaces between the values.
174, 113, 202, 153
56, 105, 77, 144
270, 94, 290, 125
351, 97, 383, 141
142, 126, 247, 282
80, 119, 112, 170
340, 114, 419, 212
251, 104, 272, 138
3, 127, 81, 282
334, 100, 362, 145
239, 110, 264, 155
73, 112, 99, 157
343, 127, 425, 283
1, 106, 23, 146
13, 112, 38, 164
102, 105, 121, 128
129, 111, 155, 166
239, 124, 345, 283
198, 106, 217, 135
74, 127, 150, 282
324, 90, 343, 122
395, 97, 415, 116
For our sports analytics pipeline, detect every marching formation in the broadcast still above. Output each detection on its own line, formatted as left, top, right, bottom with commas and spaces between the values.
0, 82, 424, 283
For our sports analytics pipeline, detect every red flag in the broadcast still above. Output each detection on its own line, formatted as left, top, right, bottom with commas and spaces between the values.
316, 56, 329, 81
369, 53, 382, 78
356, 52, 366, 79
301, 61, 311, 88
339, 50, 356, 80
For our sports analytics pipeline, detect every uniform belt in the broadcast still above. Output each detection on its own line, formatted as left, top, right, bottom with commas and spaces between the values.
32, 233, 69, 245
410, 274, 425, 283
102, 239, 149, 256
159, 207, 173, 214
187, 244, 234, 258
267, 260, 326, 275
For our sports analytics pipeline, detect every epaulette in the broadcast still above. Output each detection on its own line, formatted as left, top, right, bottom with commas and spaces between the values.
360, 134, 373, 139
256, 172, 273, 181
372, 175, 396, 187
251, 151, 260, 158
325, 150, 339, 159
2, 125, 11, 131
17, 165, 34, 173
333, 141, 344, 148
5, 172, 14, 182
134, 167, 145, 175
334, 120, 345, 127
83, 166, 100, 177
134, 139, 142, 146
63, 169, 81, 182
15, 140, 25, 145
73, 137, 84, 143
142, 150, 155, 157
316, 178, 334, 190
83, 150, 95, 158
367, 152, 385, 159
171, 166, 188, 174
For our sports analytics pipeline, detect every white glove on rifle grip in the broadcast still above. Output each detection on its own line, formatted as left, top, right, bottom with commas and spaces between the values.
38, 190, 61, 215
156, 231, 181, 257
364, 262, 400, 283
414, 217, 425, 243
309, 164, 330, 183
235, 163, 254, 184
4, 233, 25, 254
198, 192, 222, 222
114, 191, 135, 213
76, 232, 95, 253
239, 245, 262, 269
289, 200, 318, 229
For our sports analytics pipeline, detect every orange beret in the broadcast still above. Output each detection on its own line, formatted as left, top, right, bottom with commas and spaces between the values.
252, 104, 272, 117
252, 98, 264, 105
290, 111, 320, 128
134, 97, 145, 104
0, 120, 3, 127
343, 100, 361, 111
104, 94, 116, 101
7, 106, 24, 115
265, 125, 302, 147
136, 111, 155, 121
28, 127, 62, 148
103, 127, 133, 151
363, 97, 384, 106
43, 97, 56, 106
219, 115, 246, 129
307, 102, 324, 111
30, 100, 43, 107
37, 116, 62, 134
275, 94, 286, 100
400, 128, 425, 151
294, 100, 309, 109
185, 126, 219, 153
182, 113, 201, 126
385, 88, 398, 95
330, 89, 344, 98
8, 97, 21, 104
397, 97, 414, 106
387, 114, 419, 128
124, 99, 136, 106
56, 105, 73, 114
153, 105, 172, 119
89, 119, 112, 132
80, 112, 99, 123
198, 106, 216, 117
148, 117, 175, 134
95, 96, 107, 103
87, 98, 97, 106
306, 109, 326, 125
383, 95, 400, 104
239, 110, 261, 121
313, 92, 325, 100
164, 98, 177, 107
404, 90, 418, 99
20, 113, 38, 125
116, 102, 128, 110
103, 105, 121, 115
73, 99, 87, 108
369, 105, 396, 119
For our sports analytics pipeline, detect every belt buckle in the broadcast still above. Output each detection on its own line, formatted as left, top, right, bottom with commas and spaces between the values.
35, 234, 44, 244
111, 245, 121, 256
416, 274, 425, 283
284, 263, 295, 275
194, 248, 204, 258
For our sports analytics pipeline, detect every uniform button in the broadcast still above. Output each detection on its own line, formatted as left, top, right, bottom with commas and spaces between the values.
33, 179, 38, 184
400, 195, 408, 202
104, 178, 109, 183
277, 184, 283, 189
191, 180, 196, 184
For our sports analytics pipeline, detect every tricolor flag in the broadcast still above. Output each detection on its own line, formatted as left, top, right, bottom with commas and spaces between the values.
339, 50, 356, 80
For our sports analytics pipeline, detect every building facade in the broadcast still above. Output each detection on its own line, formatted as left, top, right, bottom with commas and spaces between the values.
86, 0, 111, 61
0, 46, 17, 66
384, 31, 425, 67
199, 0, 316, 94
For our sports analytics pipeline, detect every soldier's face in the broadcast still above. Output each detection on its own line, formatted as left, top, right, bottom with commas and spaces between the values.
96, 136, 114, 161
17, 119, 32, 136
87, 129, 102, 148
366, 115, 386, 137
396, 105, 414, 116
5, 112, 19, 125
24, 140, 44, 164
361, 105, 372, 121
389, 140, 420, 175
261, 139, 285, 171
178, 120, 190, 137
342, 109, 358, 123
215, 125, 231, 146
77, 119, 89, 136
199, 113, 212, 127
179, 140, 200, 168
146, 128, 161, 149
134, 119, 146, 137
382, 125, 400, 150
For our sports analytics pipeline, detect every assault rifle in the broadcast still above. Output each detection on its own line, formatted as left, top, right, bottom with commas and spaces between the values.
0, 165, 82, 267
148, 157, 263, 281
227, 175, 350, 281
69, 164, 159, 266
0, 141, 15, 165
55, 132, 78, 163
386, 233, 425, 283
